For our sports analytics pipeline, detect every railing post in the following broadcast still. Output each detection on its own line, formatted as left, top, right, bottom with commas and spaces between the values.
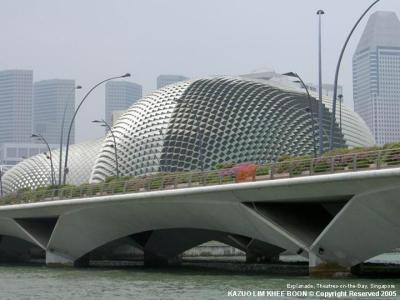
353, 154, 357, 171
174, 175, 177, 189
289, 161, 293, 177
310, 159, 314, 175
188, 173, 192, 187
377, 151, 382, 169
52, 189, 56, 201
111, 182, 115, 194
123, 180, 128, 193
270, 163, 275, 179
160, 177, 164, 190
330, 157, 335, 173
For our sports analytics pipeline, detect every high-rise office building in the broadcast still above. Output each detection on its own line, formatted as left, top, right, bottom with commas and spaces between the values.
0, 69, 33, 144
353, 11, 400, 145
156, 74, 188, 89
33, 79, 76, 145
105, 81, 142, 125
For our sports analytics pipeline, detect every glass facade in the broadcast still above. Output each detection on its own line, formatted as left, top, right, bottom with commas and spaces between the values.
33, 79, 76, 145
0, 70, 33, 144
105, 81, 142, 126
353, 11, 400, 145
156, 74, 188, 89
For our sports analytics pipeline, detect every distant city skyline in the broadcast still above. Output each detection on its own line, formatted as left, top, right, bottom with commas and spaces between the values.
0, 0, 399, 143
0, 0, 400, 141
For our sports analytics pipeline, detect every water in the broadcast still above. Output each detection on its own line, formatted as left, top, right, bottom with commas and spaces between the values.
0, 265, 399, 300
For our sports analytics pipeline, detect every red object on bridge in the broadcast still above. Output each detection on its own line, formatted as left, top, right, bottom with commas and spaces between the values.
233, 163, 257, 183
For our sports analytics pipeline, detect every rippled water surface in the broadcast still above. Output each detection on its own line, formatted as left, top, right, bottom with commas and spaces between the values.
0, 265, 399, 300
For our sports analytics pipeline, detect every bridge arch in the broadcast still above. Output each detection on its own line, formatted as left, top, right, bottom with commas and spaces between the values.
46, 199, 307, 266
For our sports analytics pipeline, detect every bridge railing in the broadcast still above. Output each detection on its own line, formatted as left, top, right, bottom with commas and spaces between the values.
1, 148, 400, 206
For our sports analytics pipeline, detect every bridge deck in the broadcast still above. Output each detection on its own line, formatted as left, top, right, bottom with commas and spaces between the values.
1, 147, 400, 206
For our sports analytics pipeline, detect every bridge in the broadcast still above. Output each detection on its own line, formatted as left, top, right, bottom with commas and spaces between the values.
0, 148, 399, 276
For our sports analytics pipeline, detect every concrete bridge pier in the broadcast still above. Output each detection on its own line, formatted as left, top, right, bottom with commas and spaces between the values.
46, 250, 89, 267
308, 252, 350, 277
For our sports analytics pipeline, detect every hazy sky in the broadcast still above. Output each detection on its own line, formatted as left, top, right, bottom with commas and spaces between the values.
1, 0, 399, 142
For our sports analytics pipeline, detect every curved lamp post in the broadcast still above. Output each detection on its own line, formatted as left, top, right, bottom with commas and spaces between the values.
317, 9, 325, 155
329, 0, 382, 150
92, 119, 120, 178
283, 72, 317, 158
338, 94, 343, 130
63, 73, 130, 184
58, 85, 82, 186
31, 133, 55, 186
0, 166, 3, 197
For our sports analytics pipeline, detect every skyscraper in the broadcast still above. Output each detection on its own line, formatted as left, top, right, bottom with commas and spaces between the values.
0, 69, 33, 144
156, 74, 188, 89
353, 11, 400, 145
105, 81, 142, 125
33, 79, 76, 145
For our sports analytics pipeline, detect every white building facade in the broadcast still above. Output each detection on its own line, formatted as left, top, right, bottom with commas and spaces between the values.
353, 11, 400, 145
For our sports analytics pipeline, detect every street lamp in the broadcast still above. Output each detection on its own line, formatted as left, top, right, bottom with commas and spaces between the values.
63, 73, 130, 184
58, 85, 82, 186
329, 0, 382, 150
338, 94, 343, 130
31, 133, 55, 186
92, 119, 120, 178
283, 72, 317, 158
317, 9, 325, 155
0, 166, 3, 197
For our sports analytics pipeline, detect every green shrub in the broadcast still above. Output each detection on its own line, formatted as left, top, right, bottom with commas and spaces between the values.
256, 165, 269, 176
214, 161, 235, 170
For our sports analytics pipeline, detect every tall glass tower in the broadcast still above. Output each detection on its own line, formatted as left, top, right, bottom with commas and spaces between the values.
0, 69, 33, 144
105, 81, 142, 125
33, 79, 76, 144
353, 11, 400, 145
156, 74, 188, 89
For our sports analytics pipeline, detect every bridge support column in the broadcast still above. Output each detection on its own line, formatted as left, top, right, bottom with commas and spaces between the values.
46, 251, 89, 267
144, 251, 181, 267
246, 252, 280, 264
308, 253, 350, 277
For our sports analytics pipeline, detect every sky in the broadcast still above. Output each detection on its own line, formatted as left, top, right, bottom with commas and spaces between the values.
1, 0, 399, 142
